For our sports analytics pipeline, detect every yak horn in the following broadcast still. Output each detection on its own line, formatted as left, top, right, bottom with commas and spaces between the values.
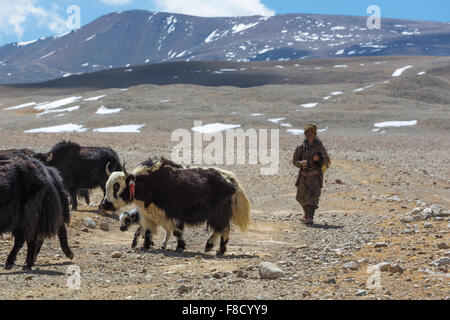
46, 153, 53, 162
105, 162, 112, 177
123, 162, 128, 176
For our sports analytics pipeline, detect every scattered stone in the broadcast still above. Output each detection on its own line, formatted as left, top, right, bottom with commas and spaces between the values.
25, 275, 33, 280
388, 264, 404, 274
431, 257, 450, 267
99, 223, 110, 232
335, 179, 343, 184
358, 258, 369, 264
400, 216, 414, 223
355, 289, 367, 297
81, 227, 89, 233
236, 270, 247, 278
178, 285, 193, 294
424, 222, 433, 229
211, 271, 225, 279
325, 278, 336, 284
343, 261, 359, 270
411, 207, 422, 214
377, 262, 391, 272
437, 243, 449, 250
83, 218, 96, 229
111, 252, 122, 259
258, 262, 285, 279
374, 242, 388, 248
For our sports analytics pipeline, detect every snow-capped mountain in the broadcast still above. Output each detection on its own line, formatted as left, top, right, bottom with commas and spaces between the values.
0, 10, 449, 84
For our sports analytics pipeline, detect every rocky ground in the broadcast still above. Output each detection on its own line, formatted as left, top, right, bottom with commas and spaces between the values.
0, 56, 448, 300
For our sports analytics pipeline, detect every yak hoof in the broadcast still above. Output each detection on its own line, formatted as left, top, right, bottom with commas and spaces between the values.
22, 265, 32, 271
216, 250, 226, 256
65, 250, 74, 260
175, 247, 185, 253
204, 244, 213, 253
5, 263, 14, 270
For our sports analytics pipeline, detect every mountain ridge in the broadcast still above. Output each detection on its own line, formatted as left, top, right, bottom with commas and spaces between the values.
1, 10, 449, 84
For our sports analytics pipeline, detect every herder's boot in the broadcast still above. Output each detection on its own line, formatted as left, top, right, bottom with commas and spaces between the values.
300, 206, 308, 223
305, 205, 315, 225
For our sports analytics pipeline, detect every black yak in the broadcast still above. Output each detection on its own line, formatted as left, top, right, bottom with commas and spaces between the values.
0, 156, 73, 270
100, 158, 251, 255
38, 141, 122, 210
0, 148, 90, 205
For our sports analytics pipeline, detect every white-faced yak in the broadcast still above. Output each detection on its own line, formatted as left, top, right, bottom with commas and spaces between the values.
100, 158, 251, 255
37, 141, 122, 210
0, 156, 73, 270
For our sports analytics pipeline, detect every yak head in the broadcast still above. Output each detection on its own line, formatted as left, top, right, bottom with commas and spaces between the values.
100, 162, 136, 212
119, 208, 140, 231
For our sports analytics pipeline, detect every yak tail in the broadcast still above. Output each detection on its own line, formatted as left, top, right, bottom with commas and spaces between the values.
231, 181, 251, 232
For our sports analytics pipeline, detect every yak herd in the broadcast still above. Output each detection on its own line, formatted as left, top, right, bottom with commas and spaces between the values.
0, 141, 251, 270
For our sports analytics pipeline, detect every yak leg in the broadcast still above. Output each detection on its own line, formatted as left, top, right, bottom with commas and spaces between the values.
70, 190, 78, 210
79, 189, 90, 206
33, 238, 44, 261
132, 227, 141, 248
5, 232, 25, 270
205, 232, 220, 252
161, 227, 171, 250
173, 223, 186, 252
58, 224, 74, 259
143, 229, 154, 250
217, 227, 230, 256
23, 239, 39, 270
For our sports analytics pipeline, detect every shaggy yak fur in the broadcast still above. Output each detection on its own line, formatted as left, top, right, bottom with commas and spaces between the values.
100, 158, 251, 255
0, 156, 73, 270
37, 141, 122, 210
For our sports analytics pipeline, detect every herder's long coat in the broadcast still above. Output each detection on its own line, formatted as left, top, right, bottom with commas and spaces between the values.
292, 137, 330, 207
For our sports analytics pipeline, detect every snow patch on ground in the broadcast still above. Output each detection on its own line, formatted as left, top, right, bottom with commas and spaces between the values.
268, 118, 285, 124
232, 22, 259, 34
96, 106, 123, 115
392, 65, 413, 77
354, 84, 374, 92
36, 106, 80, 117
35, 97, 82, 111
192, 123, 241, 134
93, 124, 146, 133
25, 123, 87, 133
300, 103, 319, 108
4, 102, 36, 110
84, 95, 106, 102
374, 120, 417, 128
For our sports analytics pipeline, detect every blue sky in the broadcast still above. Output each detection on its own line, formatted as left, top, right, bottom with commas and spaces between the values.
0, 0, 449, 47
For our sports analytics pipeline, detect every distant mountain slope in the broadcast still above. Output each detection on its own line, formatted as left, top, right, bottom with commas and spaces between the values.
0, 10, 449, 84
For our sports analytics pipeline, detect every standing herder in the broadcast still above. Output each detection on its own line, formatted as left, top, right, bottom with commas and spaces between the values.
292, 124, 331, 224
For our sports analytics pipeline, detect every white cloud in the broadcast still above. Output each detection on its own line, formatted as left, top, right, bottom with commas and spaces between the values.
100, 0, 132, 5
153, 0, 275, 17
0, 0, 67, 41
